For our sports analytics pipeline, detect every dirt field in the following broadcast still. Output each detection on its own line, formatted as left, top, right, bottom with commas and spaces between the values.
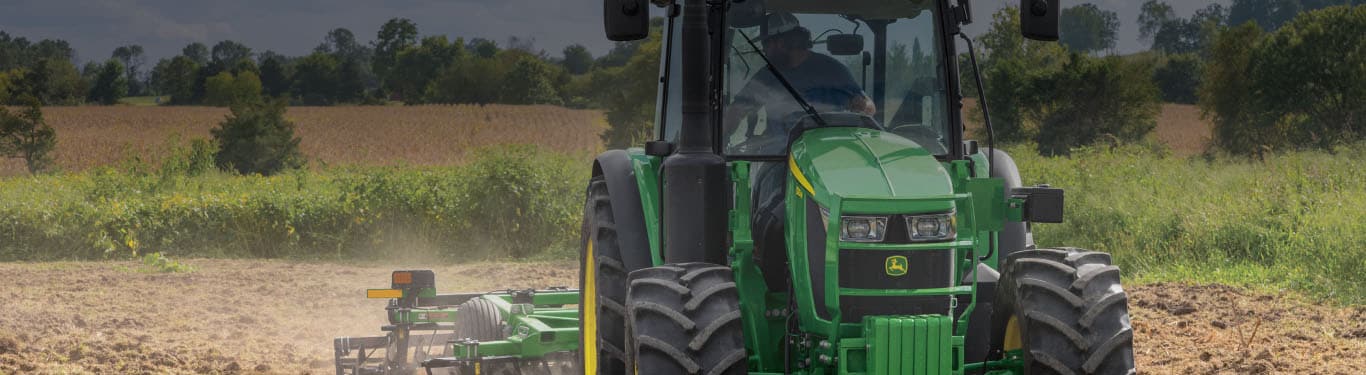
0, 105, 606, 176
0, 260, 1359, 374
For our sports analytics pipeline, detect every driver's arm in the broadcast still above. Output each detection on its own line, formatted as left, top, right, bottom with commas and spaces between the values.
849, 94, 875, 116
725, 77, 769, 138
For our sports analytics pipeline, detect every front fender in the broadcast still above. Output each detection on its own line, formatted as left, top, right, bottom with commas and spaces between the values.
592, 150, 654, 271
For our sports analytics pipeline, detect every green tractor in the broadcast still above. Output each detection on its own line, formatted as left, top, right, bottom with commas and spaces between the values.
580, 0, 1134, 374
341, 0, 1135, 374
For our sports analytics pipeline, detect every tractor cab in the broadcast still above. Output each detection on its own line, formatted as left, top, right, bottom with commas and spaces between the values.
654, 0, 957, 157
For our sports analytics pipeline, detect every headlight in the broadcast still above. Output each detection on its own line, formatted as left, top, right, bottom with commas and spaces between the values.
906, 212, 956, 242
840, 216, 888, 242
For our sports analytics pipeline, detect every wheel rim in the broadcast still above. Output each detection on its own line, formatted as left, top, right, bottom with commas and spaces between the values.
582, 239, 598, 374
1003, 316, 1022, 351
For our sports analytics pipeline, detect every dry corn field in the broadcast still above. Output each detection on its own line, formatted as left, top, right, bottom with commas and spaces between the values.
0, 105, 606, 176
2, 102, 1213, 175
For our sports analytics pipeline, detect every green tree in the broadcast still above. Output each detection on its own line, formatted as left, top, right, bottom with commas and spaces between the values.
500, 56, 561, 105
258, 55, 291, 98
0, 69, 14, 104
152, 56, 200, 104
182, 42, 209, 65
468, 38, 499, 58
318, 28, 371, 66
111, 45, 146, 96
334, 59, 367, 103
373, 18, 419, 88
1245, 5, 1366, 150
204, 70, 262, 107
976, 7, 1068, 143
211, 99, 303, 175
0, 97, 56, 173
561, 44, 594, 74
389, 36, 464, 103
1059, 4, 1120, 53
425, 54, 503, 104
1033, 54, 1161, 155
211, 40, 253, 67
1151, 19, 1202, 54
1199, 22, 1264, 155
1229, 0, 1302, 31
1152, 53, 1201, 104
595, 22, 663, 148
87, 59, 128, 105
291, 52, 340, 105
1138, 0, 1176, 43
22, 58, 85, 105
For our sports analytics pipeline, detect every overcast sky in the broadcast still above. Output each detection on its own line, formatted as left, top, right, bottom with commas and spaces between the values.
0, 0, 1225, 64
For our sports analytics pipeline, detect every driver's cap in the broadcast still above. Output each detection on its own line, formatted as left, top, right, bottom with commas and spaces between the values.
758, 12, 801, 40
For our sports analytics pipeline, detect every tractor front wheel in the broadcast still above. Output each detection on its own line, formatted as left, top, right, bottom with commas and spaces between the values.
995, 248, 1136, 375
579, 176, 630, 374
626, 263, 747, 375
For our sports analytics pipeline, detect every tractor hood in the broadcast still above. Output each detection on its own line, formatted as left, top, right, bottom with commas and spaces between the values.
788, 127, 953, 201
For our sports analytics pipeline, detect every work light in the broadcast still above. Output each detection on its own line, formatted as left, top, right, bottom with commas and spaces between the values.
907, 212, 956, 242
840, 216, 888, 242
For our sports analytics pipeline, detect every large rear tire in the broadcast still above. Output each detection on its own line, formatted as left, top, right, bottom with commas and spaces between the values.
579, 176, 630, 374
995, 248, 1136, 375
626, 263, 747, 375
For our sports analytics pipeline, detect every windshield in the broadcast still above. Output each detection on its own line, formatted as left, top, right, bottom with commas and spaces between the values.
720, 3, 950, 157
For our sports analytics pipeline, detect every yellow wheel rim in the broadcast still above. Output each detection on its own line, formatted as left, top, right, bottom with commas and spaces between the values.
1003, 316, 1022, 351
582, 239, 598, 374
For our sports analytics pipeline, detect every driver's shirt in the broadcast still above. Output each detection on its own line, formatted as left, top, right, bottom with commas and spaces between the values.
735, 52, 863, 129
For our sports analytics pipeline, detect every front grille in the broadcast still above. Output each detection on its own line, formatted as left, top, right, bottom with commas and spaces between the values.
838, 249, 954, 290
806, 197, 959, 322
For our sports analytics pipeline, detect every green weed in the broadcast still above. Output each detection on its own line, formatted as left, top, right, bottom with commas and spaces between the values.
1009, 142, 1366, 304
0, 144, 588, 262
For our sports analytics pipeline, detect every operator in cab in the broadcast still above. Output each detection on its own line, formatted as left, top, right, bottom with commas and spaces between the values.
726, 13, 878, 289
725, 12, 876, 140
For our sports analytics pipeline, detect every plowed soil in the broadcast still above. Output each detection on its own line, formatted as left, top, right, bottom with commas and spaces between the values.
0, 260, 1360, 374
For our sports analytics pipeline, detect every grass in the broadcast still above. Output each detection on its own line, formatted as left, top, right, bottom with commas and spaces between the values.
1011, 142, 1366, 304
0, 105, 606, 176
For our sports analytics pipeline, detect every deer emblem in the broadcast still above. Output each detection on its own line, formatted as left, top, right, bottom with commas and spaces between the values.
885, 255, 908, 276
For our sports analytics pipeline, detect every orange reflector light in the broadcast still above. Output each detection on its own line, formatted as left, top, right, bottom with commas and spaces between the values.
392, 271, 413, 285
367, 289, 404, 299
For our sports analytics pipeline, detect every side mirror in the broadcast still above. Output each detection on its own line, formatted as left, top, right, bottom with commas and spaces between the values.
1020, 0, 1059, 41
826, 34, 864, 56
604, 0, 649, 41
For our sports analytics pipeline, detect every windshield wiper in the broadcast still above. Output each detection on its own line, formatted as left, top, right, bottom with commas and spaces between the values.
736, 30, 828, 127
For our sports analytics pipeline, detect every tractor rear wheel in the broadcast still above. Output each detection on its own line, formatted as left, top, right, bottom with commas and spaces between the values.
995, 248, 1136, 375
579, 176, 630, 374
444, 298, 517, 375
626, 263, 747, 375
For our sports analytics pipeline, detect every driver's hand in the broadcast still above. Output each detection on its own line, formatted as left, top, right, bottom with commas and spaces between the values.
849, 95, 876, 116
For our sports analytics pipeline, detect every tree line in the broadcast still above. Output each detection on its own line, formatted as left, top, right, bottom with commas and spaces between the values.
0, 18, 653, 110
972, 1, 1364, 157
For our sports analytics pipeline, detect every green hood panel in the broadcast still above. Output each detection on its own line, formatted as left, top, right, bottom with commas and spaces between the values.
790, 127, 952, 200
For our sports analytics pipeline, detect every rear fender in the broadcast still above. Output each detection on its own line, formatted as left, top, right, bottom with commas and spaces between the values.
592, 150, 655, 271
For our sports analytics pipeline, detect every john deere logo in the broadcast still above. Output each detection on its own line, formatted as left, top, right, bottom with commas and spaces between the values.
885, 255, 908, 276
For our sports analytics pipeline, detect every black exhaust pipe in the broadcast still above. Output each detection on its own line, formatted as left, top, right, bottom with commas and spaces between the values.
661, 0, 728, 264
